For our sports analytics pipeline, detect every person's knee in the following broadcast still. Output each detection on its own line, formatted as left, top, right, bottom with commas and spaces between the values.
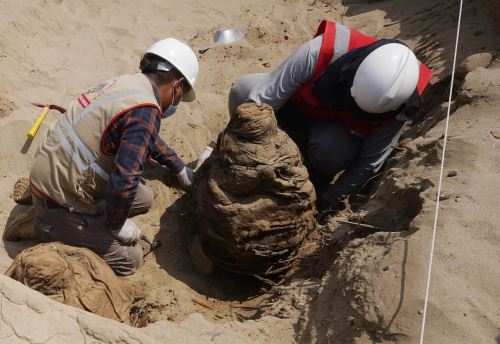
104, 244, 143, 276
139, 184, 154, 210
308, 144, 349, 175
130, 184, 153, 216
126, 244, 144, 274
307, 122, 361, 175
228, 73, 267, 114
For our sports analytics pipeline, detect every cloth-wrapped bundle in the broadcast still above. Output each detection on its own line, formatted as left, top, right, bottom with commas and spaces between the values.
5, 242, 138, 323
193, 103, 316, 276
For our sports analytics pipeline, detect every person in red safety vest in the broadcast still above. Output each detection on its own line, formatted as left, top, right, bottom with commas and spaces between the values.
196, 20, 432, 217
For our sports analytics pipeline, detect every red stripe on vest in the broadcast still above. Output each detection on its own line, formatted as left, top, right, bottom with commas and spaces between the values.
77, 94, 91, 108
292, 20, 336, 108
77, 96, 86, 108
313, 20, 335, 81
81, 94, 91, 106
417, 63, 432, 95
347, 29, 378, 51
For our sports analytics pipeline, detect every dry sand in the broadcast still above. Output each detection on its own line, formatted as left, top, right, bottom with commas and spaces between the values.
0, 0, 499, 343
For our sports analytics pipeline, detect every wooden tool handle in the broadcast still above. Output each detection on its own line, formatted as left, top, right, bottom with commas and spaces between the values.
27, 106, 50, 139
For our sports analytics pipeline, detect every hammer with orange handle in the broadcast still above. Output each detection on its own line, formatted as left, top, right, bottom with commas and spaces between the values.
27, 103, 66, 139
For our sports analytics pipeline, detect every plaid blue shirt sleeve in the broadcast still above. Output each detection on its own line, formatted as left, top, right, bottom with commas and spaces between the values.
150, 137, 185, 174
104, 106, 185, 230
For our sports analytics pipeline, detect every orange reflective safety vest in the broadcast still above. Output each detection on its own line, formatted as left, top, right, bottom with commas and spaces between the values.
291, 20, 433, 137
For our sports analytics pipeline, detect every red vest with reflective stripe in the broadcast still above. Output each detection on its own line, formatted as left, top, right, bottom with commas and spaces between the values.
291, 20, 432, 137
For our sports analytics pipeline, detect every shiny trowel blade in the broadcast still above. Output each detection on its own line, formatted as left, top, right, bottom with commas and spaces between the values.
199, 28, 245, 53
213, 28, 245, 45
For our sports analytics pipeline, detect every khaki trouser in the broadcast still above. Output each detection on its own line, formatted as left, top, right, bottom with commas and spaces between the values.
32, 182, 154, 276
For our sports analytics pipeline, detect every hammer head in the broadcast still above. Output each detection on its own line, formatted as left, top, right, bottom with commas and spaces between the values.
31, 102, 66, 113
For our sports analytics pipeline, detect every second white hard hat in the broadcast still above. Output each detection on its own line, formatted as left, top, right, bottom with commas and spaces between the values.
350, 43, 419, 114
146, 38, 199, 102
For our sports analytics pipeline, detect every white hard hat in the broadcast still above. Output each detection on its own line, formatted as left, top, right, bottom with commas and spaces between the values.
350, 43, 419, 114
146, 38, 199, 102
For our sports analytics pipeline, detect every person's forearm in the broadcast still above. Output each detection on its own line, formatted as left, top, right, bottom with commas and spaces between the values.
104, 106, 159, 230
321, 160, 375, 205
321, 120, 405, 205
150, 138, 185, 174
105, 173, 140, 231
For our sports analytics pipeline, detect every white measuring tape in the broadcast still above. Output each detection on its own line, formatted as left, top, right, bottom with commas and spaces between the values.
419, 0, 464, 343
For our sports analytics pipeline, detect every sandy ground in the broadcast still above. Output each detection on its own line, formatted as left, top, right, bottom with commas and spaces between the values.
0, 0, 499, 343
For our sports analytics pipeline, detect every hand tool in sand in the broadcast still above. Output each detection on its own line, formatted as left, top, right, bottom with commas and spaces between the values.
199, 28, 245, 53
27, 103, 66, 139
141, 234, 162, 257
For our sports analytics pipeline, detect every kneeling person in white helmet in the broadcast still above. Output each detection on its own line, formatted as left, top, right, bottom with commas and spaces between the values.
212, 20, 432, 216
29, 38, 199, 275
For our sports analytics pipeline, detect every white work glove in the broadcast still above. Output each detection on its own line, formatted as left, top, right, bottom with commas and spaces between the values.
194, 146, 214, 172
176, 166, 193, 190
110, 219, 142, 245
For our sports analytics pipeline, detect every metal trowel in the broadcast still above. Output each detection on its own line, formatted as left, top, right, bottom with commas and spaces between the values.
199, 28, 245, 53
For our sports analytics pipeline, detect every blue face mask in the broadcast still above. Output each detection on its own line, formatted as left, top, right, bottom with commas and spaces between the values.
161, 79, 181, 119
162, 105, 177, 119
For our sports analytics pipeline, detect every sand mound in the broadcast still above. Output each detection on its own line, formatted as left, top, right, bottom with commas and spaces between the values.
0, 95, 15, 119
